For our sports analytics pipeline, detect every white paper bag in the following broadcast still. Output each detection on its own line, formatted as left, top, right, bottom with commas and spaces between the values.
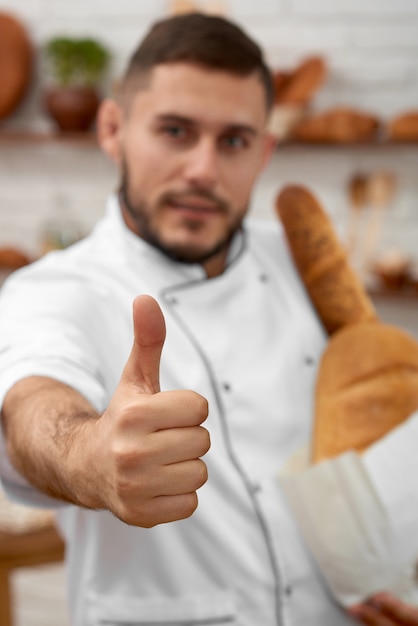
279, 418, 418, 607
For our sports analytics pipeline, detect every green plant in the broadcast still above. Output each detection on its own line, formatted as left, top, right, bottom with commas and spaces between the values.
44, 37, 111, 87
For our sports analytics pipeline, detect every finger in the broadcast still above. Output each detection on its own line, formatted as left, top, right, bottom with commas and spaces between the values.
116, 492, 200, 528
368, 593, 418, 625
134, 459, 209, 498
113, 390, 209, 434
121, 295, 166, 393
149, 389, 209, 429
348, 603, 398, 626
143, 425, 211, 465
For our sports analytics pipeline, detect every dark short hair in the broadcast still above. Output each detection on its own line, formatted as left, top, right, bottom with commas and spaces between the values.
120, 12, 274, 110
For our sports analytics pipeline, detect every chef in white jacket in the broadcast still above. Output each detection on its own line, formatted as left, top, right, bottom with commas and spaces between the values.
0, 12, 417, 626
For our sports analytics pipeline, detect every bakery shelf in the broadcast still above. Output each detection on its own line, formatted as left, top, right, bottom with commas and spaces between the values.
276, 138, 418, 149
1, 129, 417, 149
368, 286, 418, 300
0, 129, 98, 145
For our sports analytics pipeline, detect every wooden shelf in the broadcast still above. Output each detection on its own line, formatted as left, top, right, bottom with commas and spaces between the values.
368, 286, 418, 300
0, 129, 98, 145
1, 129, 417, 149
276, 138, 418, 149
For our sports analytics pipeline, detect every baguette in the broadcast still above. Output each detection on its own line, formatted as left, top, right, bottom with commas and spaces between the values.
275, 185, 377, 335
275, 184, 418, 463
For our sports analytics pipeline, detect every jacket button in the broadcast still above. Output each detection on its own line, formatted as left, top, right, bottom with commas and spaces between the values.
222, 382, 231, 392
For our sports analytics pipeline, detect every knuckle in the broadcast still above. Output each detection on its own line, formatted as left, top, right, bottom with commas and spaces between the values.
111, 459, 151, 504
117, 397, 150, 428
116, 504, 153, 528
115, 401, 138, 426
113, 474, 134, 501
110, 433, 153, 474
111, 441, 139, 473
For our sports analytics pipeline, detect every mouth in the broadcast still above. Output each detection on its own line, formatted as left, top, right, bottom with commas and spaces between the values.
167, 197, 223, 220
162, 189, 227, 216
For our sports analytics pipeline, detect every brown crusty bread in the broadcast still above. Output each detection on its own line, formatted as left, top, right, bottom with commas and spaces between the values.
290, 106, 380, 143
0, 246, 31, 269
387, 110, 418, 142
273, 70, 291, 103
275, 184, 418, 463
312, 321, 418, 462
275, 185, 377, 335
275, 56, 327, 105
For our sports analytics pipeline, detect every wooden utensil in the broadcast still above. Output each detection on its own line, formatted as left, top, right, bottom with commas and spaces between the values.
361, 171, 397, 277
346, 173, 368, 260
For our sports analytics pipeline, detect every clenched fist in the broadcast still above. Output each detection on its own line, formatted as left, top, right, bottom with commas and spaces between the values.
91, 295, 211, 527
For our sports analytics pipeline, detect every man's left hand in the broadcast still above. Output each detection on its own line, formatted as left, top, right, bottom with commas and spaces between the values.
348, 593, 418, 625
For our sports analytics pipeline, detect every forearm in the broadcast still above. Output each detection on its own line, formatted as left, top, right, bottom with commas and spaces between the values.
1, 376, 104, 509
0, 298, 210, 527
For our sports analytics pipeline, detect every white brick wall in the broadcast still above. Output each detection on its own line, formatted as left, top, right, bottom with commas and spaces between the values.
0, 0, 417, 262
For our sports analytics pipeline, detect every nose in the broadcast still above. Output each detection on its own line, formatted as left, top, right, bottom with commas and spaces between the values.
183, 137, 219, 188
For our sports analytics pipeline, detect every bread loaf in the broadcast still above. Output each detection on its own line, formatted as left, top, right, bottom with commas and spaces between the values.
275, 56, 327, 105
275, 183, 418, 463
312, 321, 418, 462
275, 185, 377, 335
291, 107, 380, 143
0, 246, 31, 269
387, 110, 418, 142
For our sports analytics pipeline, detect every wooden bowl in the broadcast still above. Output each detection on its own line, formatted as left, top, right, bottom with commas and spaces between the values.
0, 12, 33, 120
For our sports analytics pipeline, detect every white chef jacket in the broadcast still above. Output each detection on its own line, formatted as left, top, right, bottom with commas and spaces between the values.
0, 195, 358, 625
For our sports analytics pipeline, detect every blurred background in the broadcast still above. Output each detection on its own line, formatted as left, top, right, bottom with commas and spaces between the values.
1, 0, 418, 294
0, 1, 417, 625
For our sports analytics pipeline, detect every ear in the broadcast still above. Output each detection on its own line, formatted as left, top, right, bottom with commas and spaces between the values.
96, 98, 123, 164
259, 132, 277, 172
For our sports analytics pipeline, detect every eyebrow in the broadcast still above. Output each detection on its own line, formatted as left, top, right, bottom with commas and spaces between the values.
154, 113, 259, 137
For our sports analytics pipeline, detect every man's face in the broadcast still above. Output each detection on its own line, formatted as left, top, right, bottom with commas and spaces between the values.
115, 63, 274, 276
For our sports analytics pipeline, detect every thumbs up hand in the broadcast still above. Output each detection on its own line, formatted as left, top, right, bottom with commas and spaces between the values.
92, 295, 210, 527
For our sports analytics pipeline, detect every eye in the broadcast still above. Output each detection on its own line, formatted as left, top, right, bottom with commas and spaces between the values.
156, 122, 199, 148
220, 134, 248, 151
161, 124, 190, 141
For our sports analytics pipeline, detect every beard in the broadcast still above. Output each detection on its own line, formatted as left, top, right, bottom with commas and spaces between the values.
119, 160, 246, 266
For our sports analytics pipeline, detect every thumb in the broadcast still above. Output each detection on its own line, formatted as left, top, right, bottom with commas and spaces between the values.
121, 295, 166, 393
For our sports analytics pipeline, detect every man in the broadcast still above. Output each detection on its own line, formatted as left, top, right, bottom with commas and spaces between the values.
0, 12, 417, 626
